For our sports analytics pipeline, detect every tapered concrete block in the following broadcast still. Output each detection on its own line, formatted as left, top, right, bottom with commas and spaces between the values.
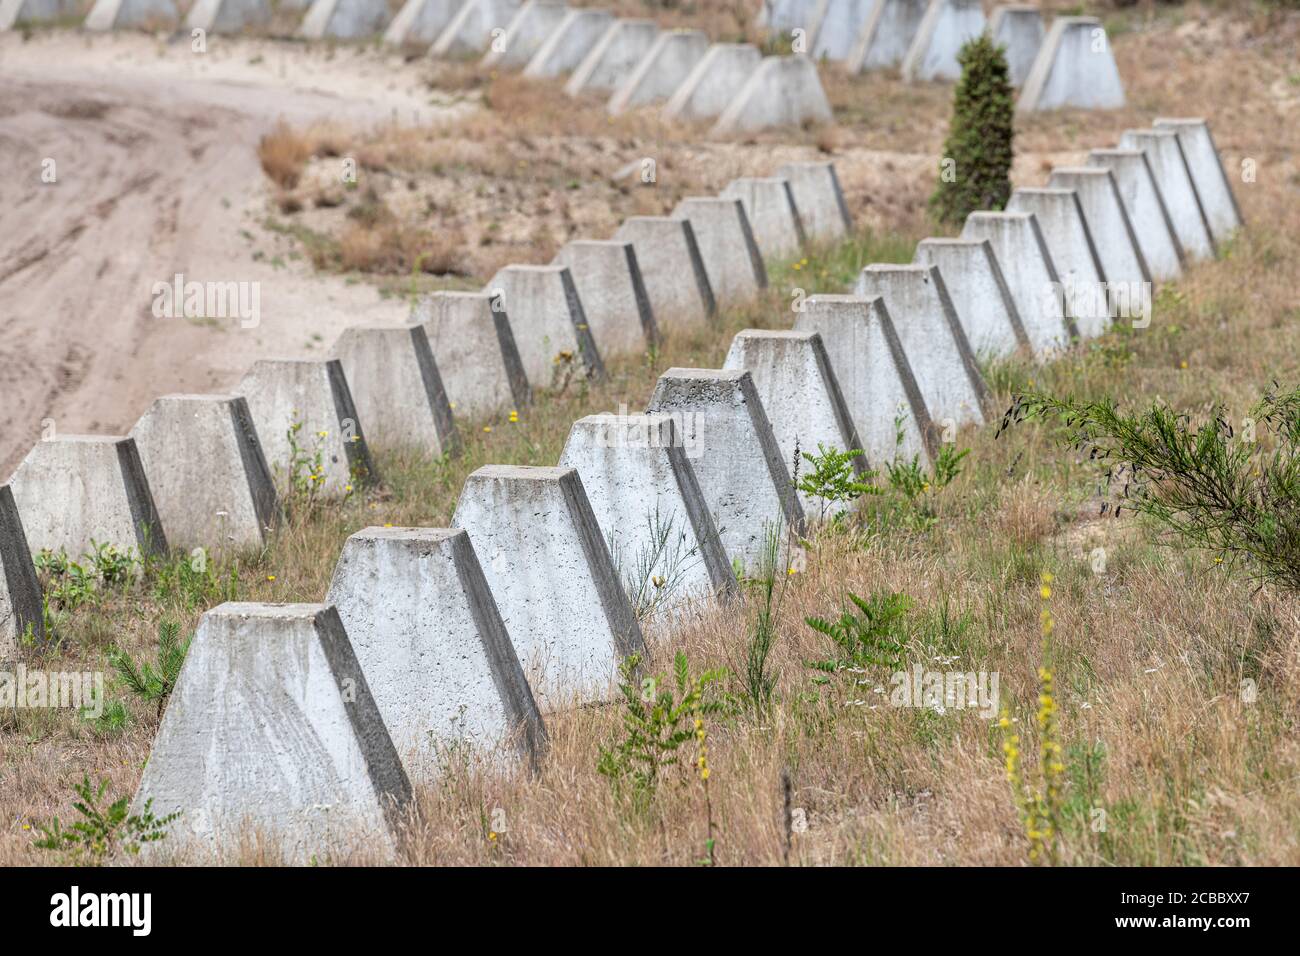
524, 8, 613, 77
713, 56, 833, 136
645, 369, 804, 570
902, 0, 986, 83
558, 414, 735, 612
236, 359, 378, 496
566, 19, 659, 96
1018, 16, 1124, 113
8, 436, 167, 561
482, 0, 568, 70
0, 0, 79, 30
1048, 167, 1151, 293
662, 43, 762, 122
1006, 187, 1110, 338
1153, 117, 1243, 247
326, 527, 546, 777
451, 465, 644, 707
775, 161, 853, 242
298, 0, 390, 39
671, 197, 767, 303
0, 486, 44, 656
845, 0, 927, 72
333, 325, 459, 459
413, 291, 531, 421
432, 0, 520, 57
913, 237, 1029, 358
130, 395, 279, 555
1089, 148, 1183, 281
757, 0, 819, 32
960, 211, 1077, 356
84, 0, 176, 30
484, 265, 604, 389
855, 264, 987, 429
184, 0, 268, 32
133, 603, 412, 862
383, 0, 460, 47
607, 29, 709, 114
1119, 128, 1216, 262
795, 295, 932, 466
552, 241, 657, 359
720, 178, 806, 262
612, 217, 716, 332
989, 4, 1044, 87
810, 0, 878, 62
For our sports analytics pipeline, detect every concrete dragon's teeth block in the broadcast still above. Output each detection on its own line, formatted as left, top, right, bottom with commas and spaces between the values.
383, 0, 462, 48
607, 29, 709, 114
551, 240, 658, 358
913, 237, 1029, 359
809, 0, 877, 63
298, 0, 391, 40
184, 0, 269, 33
845, 0, 928, 73
484, 265, 604, 390
481, 0, 568, 70
711, 56, 833, 136
0, 485, 44, 657
612, 216, 716, 331
431, 0, 521, 58
1088, 148, 1185, 281
775, 161, 853, 242
670, 197, 767, 304
989, 4, 1045, 87
662, 43, 761, 122
84, 0, 178, 31
1118, 128, 1216, 262
567, 19, 660, 96
719, 177, 806, 262
523, 8, 614, 78
1152, 118, 1243, 247
1047, 166, 1152, 293
1017, 16, 1125, 112
413, 290, 531, 421
902, 0, 987, 83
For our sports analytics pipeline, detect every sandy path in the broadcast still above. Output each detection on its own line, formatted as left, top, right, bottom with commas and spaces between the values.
0, 30, 469, 475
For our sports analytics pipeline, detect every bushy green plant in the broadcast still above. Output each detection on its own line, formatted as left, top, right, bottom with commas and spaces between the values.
33, 775, 178, 865
805, 590, 912, 674
797, 443, 879, 521
108, 621, 190, 720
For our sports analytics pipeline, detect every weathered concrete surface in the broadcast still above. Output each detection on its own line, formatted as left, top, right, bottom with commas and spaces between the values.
607, 29, 709, 114
612, 217, 716, 332
483, 265, 604, 389
1006, 187, 1110, 338
383, 0, 460, 47
558, 414, 735, 612
1048, 167, 1151, 292
130, 394, 279, 555
670, 197, 767, 303
913, 237, 1028, 358
413, 290, 531, 420
184, 0, 269, 32
298, 0, 390, 40
713, 56, 833, 136
8, 435, 167, 561
720, 177, 806, 262
133, 602, 412, 863
333, 325, 459, 459
1089, 148, 1184, 281
1018, 16, 1124, 113
810, 0, 878, 62
794, 295, 932, 467
722, 330, 865, 518
566, 19, 659, 96
432, 0, 521, 57
1119, 128, 1216, 261
902, 0, 987, 83
757, 0, 819, 32
775, 161, 853, 242
326, 527, 546, 777
0, 485, 43, 656
524, 8, 613, 78
854, 264, 987, 429
0, 0, 79, 30
1153, 117, 1244, 247
646, 369, 804, 572
236, 358, 378, 496
989, 3, 1044, 87
451, 465, 644, 707
845, 0, 927, 73
84, 0, 177, 30
960, 211, 1078, 356
662, 42, 762, 122
482, 0, 568, 70
552, 241, 658, 358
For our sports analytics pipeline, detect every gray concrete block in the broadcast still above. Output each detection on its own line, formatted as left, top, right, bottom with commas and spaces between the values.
483, 264, 604, 389
795, 295, 932, 467
129, 395, 279, 555
722, 330, 865, 518
757, 0, 820, 32
854, 264, 987, 429
558, 414, 735, 613
607, 29, 709, 115
552, 240, 657, 359
432, 0, 520, 57
775, 161, 853, 242
83, 0, 177, 30
960, 211, 1077, 356
720, 177, 806, 262
298, 0, 390, 40
133, 602, 412, 862
451, 465, 644, 707
332, 325, 459, 459
913, 237, 1029, 358
662, 43, 762, 122
236, 359, 378, 497
670, 197, 767, 304
1017, 16, 1124, 113
1006, 187, 1110, 338
612, 217, 716, 332
8, 435, 167, 561
809, 0, 878, 63
524, 8, 614, 78
326, 527, 546, 777
902, 0, 987, 83
989, 3, 1044, 88
712, 56, 834, 136
566, 18, 659, 96
1089, 148, 1184, 281
184, 0, 268, 32
413, 290, 531, 421
482, 0, 568, 70
845, 0, 927, 73
0, 485, 44, 656
383, 0, 461, 47
1048, 167, 1151, 293
0, 0, 79, 30
1153, 117, 1243, 247
645, 368, 804, 571
1119, 128, 1216, 262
